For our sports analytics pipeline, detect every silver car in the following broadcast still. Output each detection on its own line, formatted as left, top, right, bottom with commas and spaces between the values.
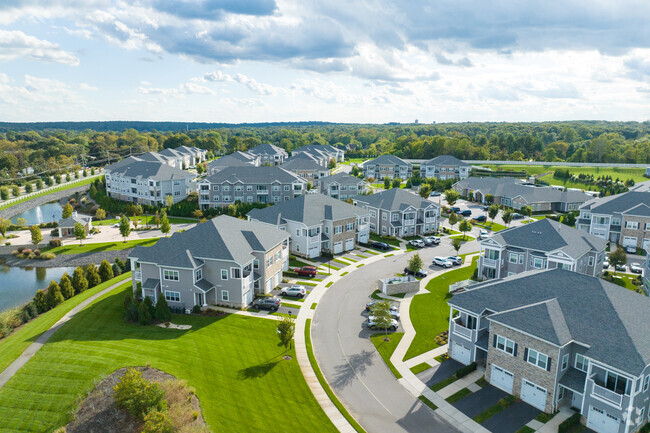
366, 316, 399, 330
433, 256, 453, 268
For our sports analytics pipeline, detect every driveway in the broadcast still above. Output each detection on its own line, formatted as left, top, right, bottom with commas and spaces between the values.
481, 400, 540, 433
312, 251, 460, 433
416, 359, 464, 388
452, 385, 508, 419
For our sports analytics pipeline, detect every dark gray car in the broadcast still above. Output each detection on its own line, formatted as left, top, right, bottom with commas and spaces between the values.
252, 297, 281, 311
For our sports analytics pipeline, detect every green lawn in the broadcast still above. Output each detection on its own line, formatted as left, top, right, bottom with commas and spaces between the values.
0, 273, 132, 373
0, 285, 338, 433
410, 362, 432, 375
289, 257, 314, 268
445, 388, 472, 404
49, 238, 158, 255
479, 164, 647, 182
473, 221, 507, 232
93, 215, 198, 226
370, 332, 404, 379
450, 234, 476, 242
369, 234, 401, 248
404, 257, 478, 361
0, 176, 99, 211
333, 258, 351, 265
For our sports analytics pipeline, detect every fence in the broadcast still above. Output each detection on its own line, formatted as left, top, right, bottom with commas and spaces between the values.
0, 173, 103, 209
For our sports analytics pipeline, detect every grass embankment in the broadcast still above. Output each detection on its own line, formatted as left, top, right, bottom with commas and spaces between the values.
93, 215, 198, 226
404, 257, 478, 361
369, 234, 401, 249
48, 238, 158, 255
0, 285, 338, 433
370, 332, 405, 379
0, 272, 132, 373
0, 177, 99, 211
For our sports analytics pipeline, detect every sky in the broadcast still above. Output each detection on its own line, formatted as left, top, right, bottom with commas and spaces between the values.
1, 1, 650, 123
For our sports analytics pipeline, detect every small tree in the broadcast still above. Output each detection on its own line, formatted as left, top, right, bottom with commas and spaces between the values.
459, 219, 472, 240
113, 368, 165, 420
99, 259, 114, 282
119, 215, 131, 242
276, 315, 296, 359
502, 209, 514, 227
488, 204, 499, 227
11, 185, 20, 197
74, 222, 87, 245
419, 184, 432, 199
45, 281, 64, 309
392, 178, 401, 189
609, 246, 627, 276
29, 225, 42, 246
34, 289, 48, 313
452, 237, 462, 255
165, 195, 174, 208
485, 194, 494, 205
16, 217, 27, 228
62, 203, 73, 219
306, 181, 313, 191
369, 300, 394, 340
59, 273, 74, 299
86, 263, 101, 287
154, 211, 160, 229
383, 177, 391, 189
448, 212, 459, 231
0, 187, 8, 200
154, 295, 171, 322
0, 217, 8, 237
160, 211, 171, 237
444, 189, 460, 207
327, 158, 336, 169
138, 300, 153, 325
192, 209, 203, 219
72, 267, 89, 294
95, 208, 106, 221
521, 205, 533, 223
36, 179, 44, 189
24, 183, 33, 194
407, 253, 424, 274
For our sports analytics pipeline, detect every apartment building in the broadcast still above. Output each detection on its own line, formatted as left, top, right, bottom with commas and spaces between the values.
280, 155, 330, 188
247, 194, 370, 258
320, 172, 368, 200
421, 155, 471, 180
129, 215, 289, 309
363, 155, 413, 180
206, 151, 260, 174
291, 144, 344, 164
247, 143, 288, 165
448, 269, 650, 433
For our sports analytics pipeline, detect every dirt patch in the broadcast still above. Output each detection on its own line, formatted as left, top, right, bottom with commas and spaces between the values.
66, 366, 207, 433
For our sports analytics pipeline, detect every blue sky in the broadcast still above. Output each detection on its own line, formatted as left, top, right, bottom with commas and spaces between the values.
1, 0, 650, 123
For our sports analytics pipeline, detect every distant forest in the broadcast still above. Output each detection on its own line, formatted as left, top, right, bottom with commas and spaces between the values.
1, 120, 650, 181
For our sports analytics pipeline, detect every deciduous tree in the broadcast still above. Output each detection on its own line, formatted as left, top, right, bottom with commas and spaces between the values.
29, 225, 42, 246
444, 189, 460, 207
74, 222, 86, 245
119, 215, 131, 241
276, 315, 296, 358
62, 203, 73, 219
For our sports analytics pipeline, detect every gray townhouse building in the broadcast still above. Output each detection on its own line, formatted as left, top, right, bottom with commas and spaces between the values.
136, 151, 178, 166
206, 151, 260, 174
247, 143, 288, 165
352, 188, 440, 237
577, 185, 650, 251
453, 176, 592, 212
448, 269, 650, 433
420, 155, 472, 180
105, 158, 195, 205
129, 215, 289, 310
320, 172, 368, 200
158, 146, 207, 168
280, 155, 330, 188
247, 194, 371, 258
197, 166, 307, 209
291, 144, 344, 163
363, 155, 413, 180
478, 218, 607, 280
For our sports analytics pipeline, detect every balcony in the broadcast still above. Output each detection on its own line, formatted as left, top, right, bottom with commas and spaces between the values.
452, 317, 476, 341
309, 234, 321, 244
404, 219, 416, 226
481, 257, 497, 268
591, 381, 623, 407
357, 223, 369, 232
134, 270, 142, 281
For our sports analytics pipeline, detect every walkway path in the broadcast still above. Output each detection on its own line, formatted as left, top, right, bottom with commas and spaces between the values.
0, 278, 128, 390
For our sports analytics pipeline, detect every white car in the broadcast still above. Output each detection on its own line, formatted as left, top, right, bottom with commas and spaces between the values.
366, 316, 399, 330
425, 236, 441, 245
478, 229, 488, 239
603, 260, 609, 269
433, 257, 453, 268
280, 285, 307, 298
408, 239, 424, 248
630, 263, 643, 274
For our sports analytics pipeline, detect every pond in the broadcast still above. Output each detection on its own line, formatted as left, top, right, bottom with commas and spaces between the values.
11, 202, 63, 226
0, 260, 75, 311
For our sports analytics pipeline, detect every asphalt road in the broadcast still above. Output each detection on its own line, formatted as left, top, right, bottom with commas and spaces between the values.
312, 238, 475, 433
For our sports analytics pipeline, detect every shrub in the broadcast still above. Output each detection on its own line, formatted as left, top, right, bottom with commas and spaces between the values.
112, 262, 123, 276
558, 413, 581, 433
98, 259, 114, 282
22, 248, 31, 255
25, 302, 38, 318
85, 264, 101, 287
138, 301, 153, 325
154, 296, 172, 322
455, 362, 477, 379
192, 305, 201, 314
124, 293, 139, 323
41, 252, 56, 260
33, 249, 40, 256
113, 368, 166, 420
72, 267, 89, 293
24, 183, 33, 194
49, 239, 62, 248
45, 281, 64, 309
34, 289, 49, 313
59, 273, 74, 299
142, 410, 174, 433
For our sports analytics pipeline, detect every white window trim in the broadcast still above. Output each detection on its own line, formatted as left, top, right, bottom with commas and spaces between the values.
164, 290, 181, 302
221, 269, 228, 280
562, 354, 569, 371
575, 354, 589, 372
221, 290, 229, 301
644, 375, 650, 393
526, 348, 549, 370
163, 269, 179, 281
496, 335, 515, 356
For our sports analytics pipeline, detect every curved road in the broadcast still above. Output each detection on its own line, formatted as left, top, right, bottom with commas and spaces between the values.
312, 236, 479, 433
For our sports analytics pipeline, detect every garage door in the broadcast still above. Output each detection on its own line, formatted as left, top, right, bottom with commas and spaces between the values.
623, 236, 637, 247
334, 241, 343, 254
520, 379, 547, 411
345, 239, 354, 251
358, 232, 369, 244
308, 245, 320, 258
451, 341, 471, 365
490, 365, 514, 393
587, 406, 620, 433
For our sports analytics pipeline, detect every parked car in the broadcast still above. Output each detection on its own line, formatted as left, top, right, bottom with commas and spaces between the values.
433, 256, 453, 268
365, 301, 399, 313
280, 285, 307, 298
366, 316, 399, 331
474, 215, 486, 222
459, 210, 472, 217
449, 206, 461, 214
371, 241, 391, 250
293, 266, 317, 277
404, 267, 427, 278
447, 256, 463, 265
408, 239, 424, 248
478, 229, 488, 239
112, 223, 120, 228
615, 264, 627, 272
252, 297, 281, 311
512, 213, 524, 220
603, 260, 609, 269
625, 246, 637, 254
424, 236, 441, 245
482, 205, 490, 211
630, 263, 643, 274
430, 191, 441, 197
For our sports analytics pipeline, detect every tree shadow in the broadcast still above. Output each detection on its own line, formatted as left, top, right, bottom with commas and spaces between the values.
237, 361, 280, 380
330, 349, 375, 390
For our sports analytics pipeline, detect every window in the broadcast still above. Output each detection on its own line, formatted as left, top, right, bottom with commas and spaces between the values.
235, 185, 243, 191
562, 354, 569, 371
247, 185, 253, 191
575, 354, 589, 372
254, 259, 259, 269
247, 196, 253, 202
484, 249, 499, 260
195, 269, 202, 282
296, 229, 300, 236
392, 213, 399, 221
221, 269, 228, 280
509, 253, 519, 264
558, 386, 564, 401
526, 348, 549, 370
273, 196, 281, 202
272, 185, 280, 191
231, 268, 241, 279
165, 291, 180, 302
588, 256, 594, 266
212, 185, 219, 191
221, 290, 229, 301
370, 210, 376, 217
532, 257, 544, 269
213, 195, 220, 201
223, 195, 231, 202
163, 270, 179, 281
222, 185, 230, 191
605, 371, 629, 394
519, 255, 524, 264
495, 335, 516, 355
346, 223, 354, 231
382, 213, 387, 220
626, 221, 639, 230
174, 190, 180, 196
644, 375, 650, 393
334, 225, 343, 234
267, 256, 273, 267
284, 185, 290, 191
612, 218, 621, 226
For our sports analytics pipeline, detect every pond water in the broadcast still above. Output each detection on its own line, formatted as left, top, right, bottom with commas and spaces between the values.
11, 202, 63, 226
0, 260, 75, 311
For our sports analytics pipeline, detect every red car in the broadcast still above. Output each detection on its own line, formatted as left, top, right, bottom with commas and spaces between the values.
294, 266, 318, 277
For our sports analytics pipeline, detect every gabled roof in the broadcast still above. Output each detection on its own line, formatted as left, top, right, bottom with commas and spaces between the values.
247, 194, 370, 226
622, 203, 650, 217
105, 159, 193, 180
203, 166, 305, 185
320, 172, 367, 188
158, 148, 185, 158
293, 144, 342, 156
449, 269, 650, 375
422, 155, 470, 167
352, 188, 437, 212
364, 154, 411, 167
175, 145, 202, 156
455, 177, 591, 204
281, 156, 325, 171
58, 214, 92, 228
287, 152, 327, 165
136, 152, 175, 164
129, 215, 289, 267
247, 143, 288, 157
582, 190, 650, 214
487, 218, 606, 259
207, 152, 258, 171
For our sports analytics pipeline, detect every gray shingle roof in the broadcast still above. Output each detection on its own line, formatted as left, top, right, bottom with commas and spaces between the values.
352, 188, 437, 212
583, 190, 650, 214
159, 148, 184, 158
364, 154, 411, 167
58, 215, 92, 228
247, 143, 288, 157
456, 177, 591, 204
142, 279, 160, 290
449, 269, 650, 375
320, 172, 367, 189
293, 144, 341, 156
559, 368, 587, 393
136, 152, 175, 164
129, 215, 289, 267
247, 194, 370, 226
622, 203, 650, 217
422, 155, 470, 167
106, 159, 193, 181
488, 218, 606, 259
207, 152, 258, 171
281, 156, 324, 171
203, 166, 305, 185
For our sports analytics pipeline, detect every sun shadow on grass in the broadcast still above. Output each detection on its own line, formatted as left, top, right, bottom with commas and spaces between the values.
237, 361, 280, 380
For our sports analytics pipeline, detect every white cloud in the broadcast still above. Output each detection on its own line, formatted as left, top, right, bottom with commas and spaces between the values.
79, 83, 98, 91
0, 29, 79, 65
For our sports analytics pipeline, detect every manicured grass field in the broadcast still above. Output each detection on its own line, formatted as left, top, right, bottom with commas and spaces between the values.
449, 234, 476, 242
410, 362, 432, 375
404, 257, 478, 361
473, 221, 506, 232
48, 238, 158, 255
93, 215, 198, 226
0, 273, 132, 373
0, 285, 338, 433
369, 234, 401, 248
370, 332, 404, 379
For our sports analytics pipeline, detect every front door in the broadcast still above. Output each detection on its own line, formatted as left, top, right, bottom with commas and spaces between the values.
195, 293, 204, 306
